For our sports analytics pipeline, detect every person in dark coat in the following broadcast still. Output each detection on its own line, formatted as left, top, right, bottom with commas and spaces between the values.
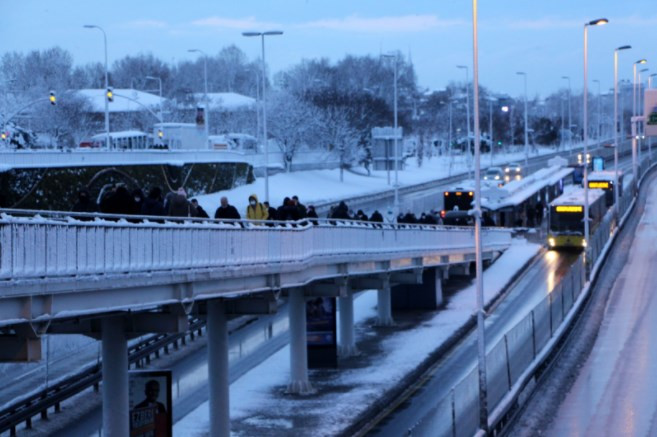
292, 195, 307, 219
214, 196, 241, 220
402, 211, 418, 224
355, 210, 368, 221
167, 187, 190, 217
132, 188, 145, 215
306, 205, 319, 225
141, 187, 165, 217
264, 201, 277, 221
102, 184, 136, 218
72, 188, 97, 220
277, 197, 300, 221
330, 201, 351, 220
535, 201, 544, 226
190, 198, 209, 218
369, 210, 384, 223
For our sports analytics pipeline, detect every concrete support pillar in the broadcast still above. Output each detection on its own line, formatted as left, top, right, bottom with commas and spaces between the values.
434, 268, 444, 307
338, 286, 358, 357
287, 288, 314, 394
376, 276, 394, 326
207, 300, 230, 437
101, 317, 128, 437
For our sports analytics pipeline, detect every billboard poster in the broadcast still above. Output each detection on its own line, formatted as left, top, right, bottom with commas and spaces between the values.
306, 297, 337, 368
195, 107, 205, 126
129, 370, 173, 437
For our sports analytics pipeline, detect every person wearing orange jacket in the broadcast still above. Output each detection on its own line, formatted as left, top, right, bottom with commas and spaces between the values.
246, 194, 269, 221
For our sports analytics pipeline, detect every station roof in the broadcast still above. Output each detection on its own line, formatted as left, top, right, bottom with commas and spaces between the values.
481, 165, 574, 211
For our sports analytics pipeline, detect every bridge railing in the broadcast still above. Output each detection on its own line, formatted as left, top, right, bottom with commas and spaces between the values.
0, 210, 512, 281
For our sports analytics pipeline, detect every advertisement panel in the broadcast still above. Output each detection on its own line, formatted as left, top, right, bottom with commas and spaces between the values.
129, 370, 173, 437
306, 297, 338, 368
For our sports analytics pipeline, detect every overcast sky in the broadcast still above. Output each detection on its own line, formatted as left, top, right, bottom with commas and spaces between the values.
4, 0, 656, 97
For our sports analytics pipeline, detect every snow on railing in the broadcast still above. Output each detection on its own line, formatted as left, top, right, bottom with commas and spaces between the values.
0, 211, 512, 281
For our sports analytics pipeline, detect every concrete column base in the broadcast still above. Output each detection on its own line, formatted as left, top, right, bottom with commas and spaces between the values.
287, 288, 315, 394
338, 287, 359, 357
376, 286, 394, 327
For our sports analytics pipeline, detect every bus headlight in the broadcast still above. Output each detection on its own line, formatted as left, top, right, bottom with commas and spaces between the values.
549, 238, 555, 247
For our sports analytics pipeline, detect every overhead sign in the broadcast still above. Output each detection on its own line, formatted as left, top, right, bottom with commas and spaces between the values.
589, 181, 610, 189
556, 205, 583, 213
129, 370, 172, 437
371, 126, 403, 140
644, 89, 657, 137
592, 156, 604, 172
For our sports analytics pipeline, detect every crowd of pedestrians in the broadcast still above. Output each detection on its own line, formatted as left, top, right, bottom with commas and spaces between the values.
70, 184, 458, 228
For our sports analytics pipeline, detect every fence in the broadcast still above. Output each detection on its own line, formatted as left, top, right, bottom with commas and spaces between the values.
0, 213, 512, 282
407, 153, 652, 437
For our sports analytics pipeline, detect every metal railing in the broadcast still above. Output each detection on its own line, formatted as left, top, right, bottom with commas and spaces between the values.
0, 211, 512, 282
406, 157, 644, 437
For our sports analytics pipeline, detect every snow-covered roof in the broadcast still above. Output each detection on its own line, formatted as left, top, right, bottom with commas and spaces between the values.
550, 186, 605, 206
482, 165, 574, 211
588, 170, 621, 182
77, 88, 165, 113
90, 130, 149, 140
194, 92, 255, 111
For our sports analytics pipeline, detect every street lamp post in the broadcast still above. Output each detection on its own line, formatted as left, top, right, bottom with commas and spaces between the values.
614, 45, 632, 216
562, 76, 572, 153
489, 97, 494, 165
649, 73, 657, 163
583, 18, 608, 261
188, 49, 210, 143
517, 72, 529, 167
382, 53, 400, 216
638, 67, 649, 164
470, 0, 487, 432
592, 79, 601, 147
145, 75, 163, 122
632, 59, 647, 190
242, 31, 283, 204
83, 25, 110, 150
457, 65, 472, 177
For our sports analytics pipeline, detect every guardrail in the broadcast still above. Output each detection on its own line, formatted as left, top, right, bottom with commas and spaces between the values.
406, 151, 653, 437
0, 212, 512, 282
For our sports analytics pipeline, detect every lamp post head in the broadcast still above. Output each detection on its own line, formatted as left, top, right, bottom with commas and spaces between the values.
242, 31, 261, 37
640, 68, 649, 73
516, 72, 526, 76
616, 45, 632, 52
263, 30, 284, 36
636, 59, 648, 65
587, 18, 609, 26
456, 65, 468, 70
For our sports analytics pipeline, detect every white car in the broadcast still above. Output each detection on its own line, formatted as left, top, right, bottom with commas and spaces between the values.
504, 162, 523, 182
483, 167, 505, 186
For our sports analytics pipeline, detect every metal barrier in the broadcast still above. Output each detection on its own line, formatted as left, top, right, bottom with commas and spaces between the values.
407, 158, 644, 436
0, 212, 512, 282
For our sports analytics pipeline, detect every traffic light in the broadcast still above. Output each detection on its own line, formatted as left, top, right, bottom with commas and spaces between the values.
157, 129, 164, 139
49, 90, 56, 106
1, 131, 7, 141
106, 87, 114, 102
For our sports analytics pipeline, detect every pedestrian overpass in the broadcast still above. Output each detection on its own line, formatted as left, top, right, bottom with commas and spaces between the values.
0, 210, 512, 436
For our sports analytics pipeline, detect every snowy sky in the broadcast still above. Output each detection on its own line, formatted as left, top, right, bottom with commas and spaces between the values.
3, 0, 656, 98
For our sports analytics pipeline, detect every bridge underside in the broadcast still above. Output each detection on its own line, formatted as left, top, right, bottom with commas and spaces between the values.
0, 247, 502, 362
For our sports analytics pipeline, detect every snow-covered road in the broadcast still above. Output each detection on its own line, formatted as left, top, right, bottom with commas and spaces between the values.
545, 174, 657, 436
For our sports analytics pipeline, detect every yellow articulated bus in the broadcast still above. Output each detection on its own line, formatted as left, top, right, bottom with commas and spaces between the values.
547, 186, 607, 249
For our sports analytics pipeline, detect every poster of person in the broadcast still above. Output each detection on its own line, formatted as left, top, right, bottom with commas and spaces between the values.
306, 297, 336, 347
129, 370, 172, 437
